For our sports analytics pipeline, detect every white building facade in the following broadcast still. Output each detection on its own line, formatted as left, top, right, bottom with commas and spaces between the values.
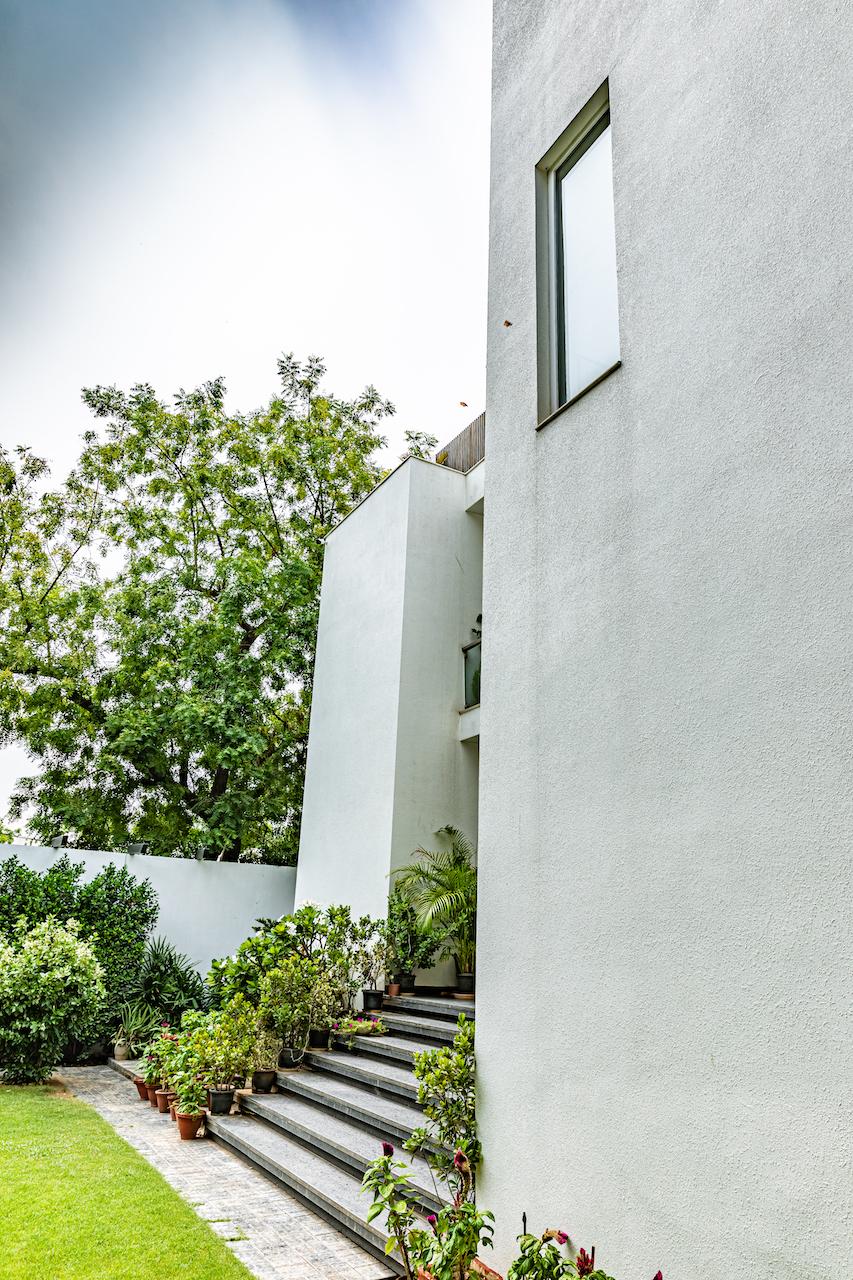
297, 1, 852, 1276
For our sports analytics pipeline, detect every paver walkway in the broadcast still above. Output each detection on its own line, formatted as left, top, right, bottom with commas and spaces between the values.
58, 1067, 392, 1280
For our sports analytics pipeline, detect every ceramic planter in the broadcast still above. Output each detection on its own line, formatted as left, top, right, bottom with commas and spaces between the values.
362, 988, 384, 1011
278, 1047, 303, 1070
133, 1077, 149, 1102
155, 1088, 171, 1113
114, 1040, 130, 1061
207, 1087, 235, 1115
251, 1069, 276, 1093
176, 1111, 205, 1140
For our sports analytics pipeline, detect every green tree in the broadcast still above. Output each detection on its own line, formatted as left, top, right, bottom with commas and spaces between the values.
0, 355, 390, 861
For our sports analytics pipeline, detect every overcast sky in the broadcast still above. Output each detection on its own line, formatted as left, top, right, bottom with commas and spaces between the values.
0, 0, 492, 824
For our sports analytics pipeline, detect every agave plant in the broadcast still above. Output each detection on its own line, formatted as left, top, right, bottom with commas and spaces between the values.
392, 827, 477, 974
132, 937, 207, 1024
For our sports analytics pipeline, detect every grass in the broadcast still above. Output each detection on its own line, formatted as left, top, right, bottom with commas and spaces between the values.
0, 1083, 256, 1280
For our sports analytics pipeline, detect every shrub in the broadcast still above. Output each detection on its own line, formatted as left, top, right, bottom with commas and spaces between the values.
0, 917, 105, 1083
386, 887, 439, 975
132, 937, 207, 1024
259, 955, 323, 1054
0, 855, 158, 1048
405, 1013, 479, 1193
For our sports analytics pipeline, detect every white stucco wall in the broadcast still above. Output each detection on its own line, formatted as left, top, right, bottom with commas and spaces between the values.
477, 2, 853, 1278
0, 845, 296, 974
296, 459, 483, 968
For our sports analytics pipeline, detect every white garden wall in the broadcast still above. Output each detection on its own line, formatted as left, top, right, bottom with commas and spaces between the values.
0, 845, 296, 974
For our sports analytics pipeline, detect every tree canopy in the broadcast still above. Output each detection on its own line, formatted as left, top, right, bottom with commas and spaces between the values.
0, 355, 391, 862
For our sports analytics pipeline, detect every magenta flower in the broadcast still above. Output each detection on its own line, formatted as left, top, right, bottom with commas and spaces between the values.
381, 1141, 394, 1158
453, 1149, 470, 1174
576, 1247, 595, 1277
426, 1214, 438, 1233
652, 1273, 662, 1279
556, 1231, 569, 1246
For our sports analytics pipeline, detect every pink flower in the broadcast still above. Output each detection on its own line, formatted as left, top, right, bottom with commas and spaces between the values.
576, 1247, 595, 1276
453, 1149, 471, 1174
381, 1141, 394, 1157
556, 1231, 569, 1246
427, 1214, 438, 1233
652, 1273, 662, 1279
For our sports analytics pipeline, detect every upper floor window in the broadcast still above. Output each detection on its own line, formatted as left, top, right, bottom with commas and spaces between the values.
537, 83, 620, 421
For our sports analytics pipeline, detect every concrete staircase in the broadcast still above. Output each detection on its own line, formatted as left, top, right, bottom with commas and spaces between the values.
206, 995, 474, 1271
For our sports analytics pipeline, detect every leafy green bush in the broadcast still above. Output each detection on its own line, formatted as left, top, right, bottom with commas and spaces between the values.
386, 886, 439, 975
405, 1013, 479, 1193
0, 855, 157, 1047
132, 937, 207, 1024
0, 917, 105, 1083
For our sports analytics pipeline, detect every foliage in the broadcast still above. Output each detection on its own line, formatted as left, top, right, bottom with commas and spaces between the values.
259, 955, 324, 1054
408, 1198, 495, 1280
251, 1022, 281, 1072
131, 936, 207, 1024
114, 1000, 160, 1053
0, 854, 157, 1046
331, 1014, 386, 1044
386, 886, 439, 975
174, 1070, 207, 1117
508, 1235, 620, 1280
186, 1000, 256, 1088
402, 429, 438, 460
0, 356, 392, 861
0, 1086, 259, 1279
361, 1146, 420, 1277
140, 1025, 177, 1088
351, 916, 390, 989
0, 917, 105, 1083
393, 827, 477, 973
405, 1014, 479, 1193
208, 901, 361, 1012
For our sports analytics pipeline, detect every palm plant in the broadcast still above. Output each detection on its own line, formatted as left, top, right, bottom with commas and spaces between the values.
392, 827, 477, 974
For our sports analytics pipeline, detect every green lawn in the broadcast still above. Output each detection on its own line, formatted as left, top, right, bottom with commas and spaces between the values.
0, 1084, 256, 1280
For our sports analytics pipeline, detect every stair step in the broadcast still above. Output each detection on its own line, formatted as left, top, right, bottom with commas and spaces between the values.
241, 1092, 443, 1213
206, 1113, 400, 1272
300, 1050, 419, 1102
109, 1057, 141, 1081
335, 1033, 438, 1068
383, 995, 475, 1021
379, 1012, 460, 1043
273, 1067, 425, 1146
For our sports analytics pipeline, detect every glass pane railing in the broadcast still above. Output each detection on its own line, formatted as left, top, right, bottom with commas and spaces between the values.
463, 641, 481, 709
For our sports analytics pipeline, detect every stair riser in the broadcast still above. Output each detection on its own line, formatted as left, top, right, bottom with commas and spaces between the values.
206, 1120, 401, 1274
335, 1038, 420, 1068
300, 1058, 419, 1104
378, 1019, 457, 1045
240, 1098, 443, 1215
274, 1073, 422, 1146
382, 996, 475, 1021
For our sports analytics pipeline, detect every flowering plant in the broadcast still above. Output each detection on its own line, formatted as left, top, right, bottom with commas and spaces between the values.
361, 1143, 420, 1277
332, 1014, 386, 1043
405, 1015, 479, 1196
506, 1230, 577, 1279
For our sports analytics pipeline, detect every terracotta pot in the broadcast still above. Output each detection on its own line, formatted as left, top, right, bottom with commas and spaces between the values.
387, 982, 401, 998
176, 1111, 205, 1140
146, 1084, 159, 1107
133, 1077, 149, 1102
169, 1101, 178, 1121
155, 1088, 171, 1113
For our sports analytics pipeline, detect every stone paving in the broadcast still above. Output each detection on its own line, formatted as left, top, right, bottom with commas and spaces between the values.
58, 1067, 392, 1280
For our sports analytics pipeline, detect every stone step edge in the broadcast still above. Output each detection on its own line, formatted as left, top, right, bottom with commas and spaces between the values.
241, 1095, 444, 1214
301, 1053, 420, 1102
206, 1116, 400, 1276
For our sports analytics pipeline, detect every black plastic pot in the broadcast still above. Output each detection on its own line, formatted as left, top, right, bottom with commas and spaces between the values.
207, 1087, 235, 1115
362, 988, 384, 1011
251, 1069, 276, 1093
396, 971, 416, 993
456, 972, 475, 996
308, 1027, 329, 1049
278, 1046, 303, 1070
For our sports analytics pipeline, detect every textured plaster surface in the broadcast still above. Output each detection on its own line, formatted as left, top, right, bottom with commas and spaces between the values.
1, 845, 295, 973
477, 2, 853, 1277
297, 459, 483, 966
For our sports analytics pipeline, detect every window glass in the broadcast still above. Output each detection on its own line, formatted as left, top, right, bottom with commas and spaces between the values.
558, 123, 619, 402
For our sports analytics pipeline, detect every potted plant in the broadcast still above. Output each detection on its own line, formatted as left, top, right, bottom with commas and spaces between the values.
260, 954, 321, 1069
174, 1071, 207, 1140
352, 917, 390, 1011
114, 999, 159, 1063
393, 829, 477, 997
386, 886, 439, 994
191, 1000, 255, 1114
251, 1023, 281, 1093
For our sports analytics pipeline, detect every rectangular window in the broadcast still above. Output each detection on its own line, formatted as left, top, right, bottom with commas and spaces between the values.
537, 84, 620, 420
